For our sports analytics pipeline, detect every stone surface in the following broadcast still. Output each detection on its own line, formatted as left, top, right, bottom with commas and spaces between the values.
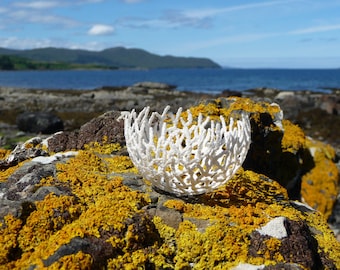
0, 137, 48, 169
0, 97, 339, 269
47, 111, 125, 152
16, 112, 64, 134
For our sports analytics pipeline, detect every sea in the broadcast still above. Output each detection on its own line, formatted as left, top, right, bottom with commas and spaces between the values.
0, 68, 339, 94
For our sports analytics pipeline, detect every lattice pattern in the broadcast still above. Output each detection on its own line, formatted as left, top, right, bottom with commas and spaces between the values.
121, 106, 251, 195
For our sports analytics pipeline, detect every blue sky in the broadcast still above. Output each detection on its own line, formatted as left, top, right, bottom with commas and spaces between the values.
1, 0, 340, 68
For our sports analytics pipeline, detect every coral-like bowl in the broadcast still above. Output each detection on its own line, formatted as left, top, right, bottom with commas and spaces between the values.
121, 106, 251, 196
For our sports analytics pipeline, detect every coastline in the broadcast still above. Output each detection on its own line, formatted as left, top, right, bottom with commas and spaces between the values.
0, 82, 339, 151
0, 82, 340, 254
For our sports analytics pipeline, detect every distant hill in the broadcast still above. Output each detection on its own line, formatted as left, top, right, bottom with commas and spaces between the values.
0, 47, 221, 69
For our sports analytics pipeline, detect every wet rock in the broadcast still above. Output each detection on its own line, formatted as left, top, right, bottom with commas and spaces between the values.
16, 112, 64, 134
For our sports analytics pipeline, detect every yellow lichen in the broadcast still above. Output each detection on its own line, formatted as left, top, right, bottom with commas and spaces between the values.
0, 215, 22, 265
0, 100, 339, 269
0, 141, 154, 269
158, 170, 294, 269
103, 155, 138, 174
0, 162, 25, 183
305, 211, 340, 269
18, 193, 83, 253
157, 164, 340, 269
281, 120, 306, 153
201, 169, 289, 207
263, 238, 284, 262
48, 251, 93, 270
107, 249, 150, 270
0, 148, 10, 160
187, 98, 282, 121
84, 141, 121, 155
301, 138, 339, 219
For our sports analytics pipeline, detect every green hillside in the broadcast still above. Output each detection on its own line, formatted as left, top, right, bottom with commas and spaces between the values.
0, 55, 113, 70
0, 47, 221, 70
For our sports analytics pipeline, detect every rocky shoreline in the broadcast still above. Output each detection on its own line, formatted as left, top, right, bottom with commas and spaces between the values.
1, 82, 339, 150
0, 86, 340, 268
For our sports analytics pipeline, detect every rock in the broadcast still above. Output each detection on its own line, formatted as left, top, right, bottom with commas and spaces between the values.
0, 97, 339, 269
319, 95, 340, 115
329, 194, 340, 240
131, 81, 176, 90
274, 91, 295, 100
46, 111, 125, 152
249, 219, 332, 269
0, 137, 48, 168
0, 151, 77, 222
220, 89, 242, 97
16, 112, 64, 134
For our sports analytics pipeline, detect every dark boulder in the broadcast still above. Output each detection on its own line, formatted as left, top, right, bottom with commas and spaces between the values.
46, 110, 125, 152
16, 112, 64, 134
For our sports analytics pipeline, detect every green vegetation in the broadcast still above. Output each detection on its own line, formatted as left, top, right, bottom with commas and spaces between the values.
0, 55, 116, 70
0, 46, 221, 70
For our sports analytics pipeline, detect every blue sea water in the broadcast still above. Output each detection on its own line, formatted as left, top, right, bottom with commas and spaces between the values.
0, 68, 339, 93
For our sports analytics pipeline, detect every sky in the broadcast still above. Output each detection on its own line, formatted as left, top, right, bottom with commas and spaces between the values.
1, 0, 340, 68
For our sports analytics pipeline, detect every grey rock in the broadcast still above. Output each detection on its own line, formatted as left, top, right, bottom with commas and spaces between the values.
0, 137, 48, 168
16, 112, 64, 134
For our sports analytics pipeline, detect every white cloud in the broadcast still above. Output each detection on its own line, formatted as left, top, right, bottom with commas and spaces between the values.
289, 24, 340, 35
0, 37, 56, 49
14, 1, 60, 9
0, 37, 112, 51
120, 0, 295, 30
88, 24, 115, 35
9, 10, 78, 27
181, 0, 294, 20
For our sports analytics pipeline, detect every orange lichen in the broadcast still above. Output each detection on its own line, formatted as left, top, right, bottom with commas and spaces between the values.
188, 99, 338, 220
0, 141, 154, 269
304, 211, 340, 268
262, 238, 284, 262
202, 169, 289, 207
281, 120, 306, 153
0, 148, 10, 159
103, 155, 138, 174
0, 215, 22, 265
0, 162, 24, 183
48, 251, 93, 270
107, 249, 151, 269
18, 193, 82, 253
0, 100, 339, 269
187, 98, 282, 121
158, 165, 340, 269
84, 141, 121, 155
301, 139, 339, 220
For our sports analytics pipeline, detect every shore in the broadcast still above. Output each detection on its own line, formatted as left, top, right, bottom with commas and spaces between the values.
0, 82, 339, 151
0, 82, 340, 251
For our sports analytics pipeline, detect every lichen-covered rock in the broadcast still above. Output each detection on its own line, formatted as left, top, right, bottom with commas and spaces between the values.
0, 97, 339, 269
184, 98, 339, 217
